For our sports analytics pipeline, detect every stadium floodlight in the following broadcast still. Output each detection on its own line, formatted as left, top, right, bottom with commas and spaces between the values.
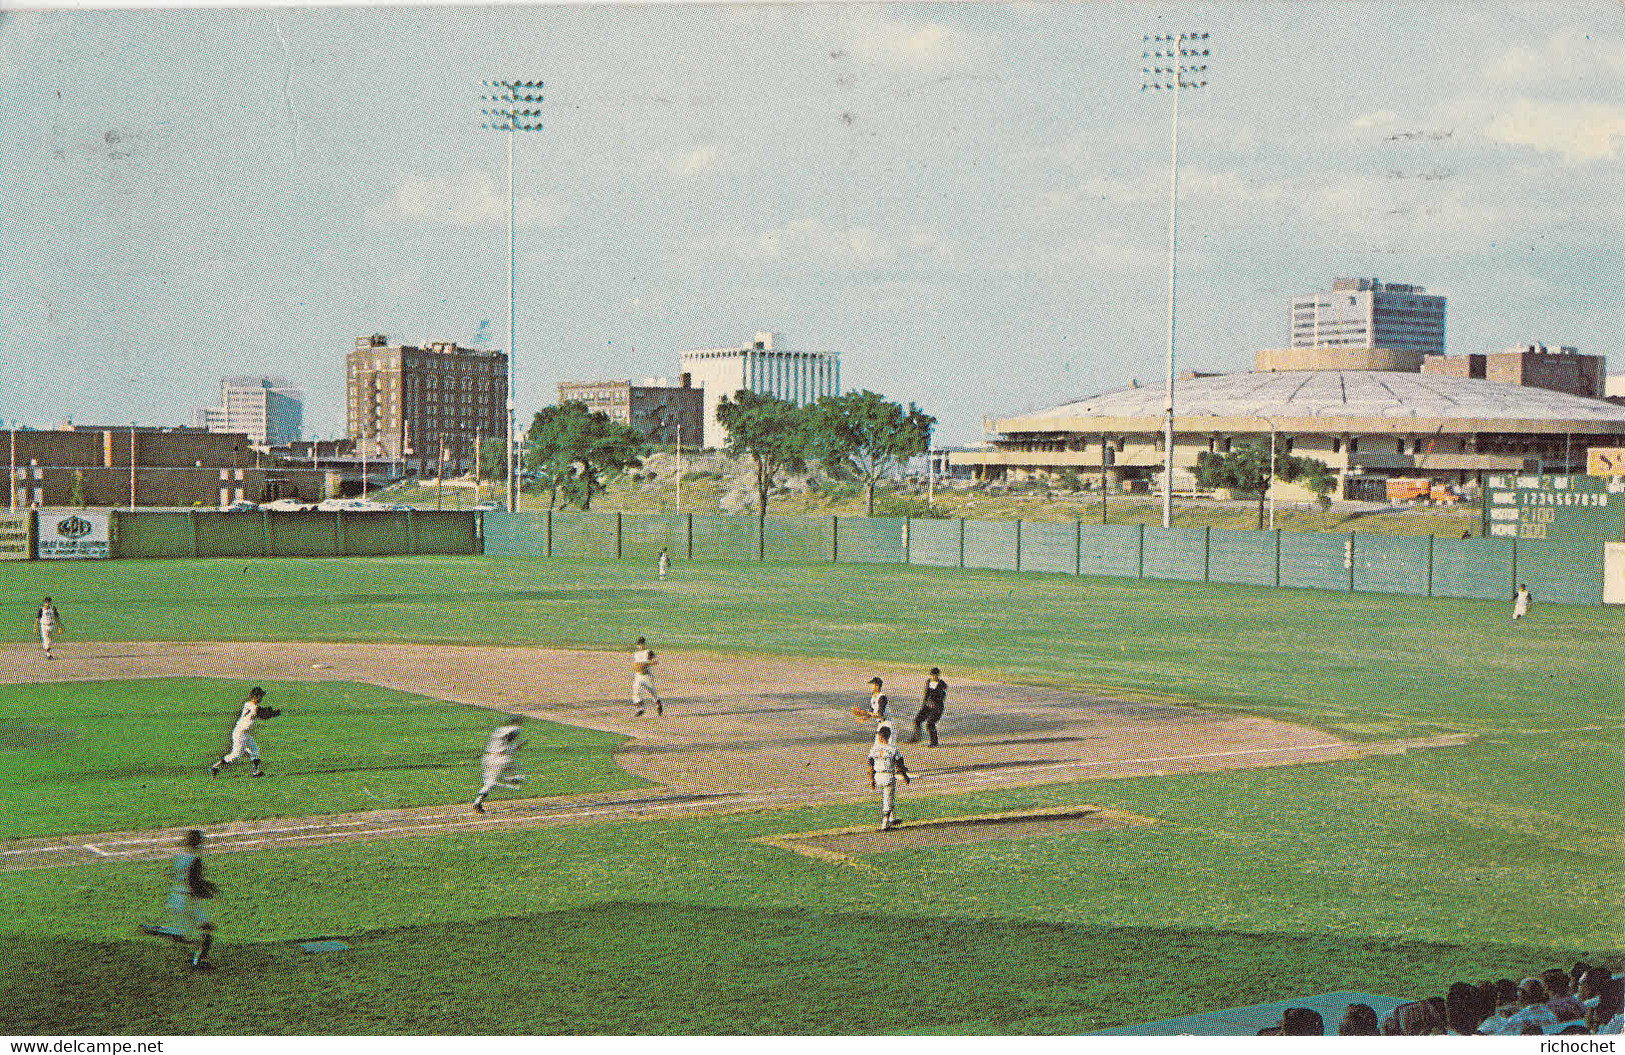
1141, 31, 1211, 529
481, 78, 546, 511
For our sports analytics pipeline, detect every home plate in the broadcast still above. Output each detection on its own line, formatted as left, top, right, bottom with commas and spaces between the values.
298, 939, 350, 954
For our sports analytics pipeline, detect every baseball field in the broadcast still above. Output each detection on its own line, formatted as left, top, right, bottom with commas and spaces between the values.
1, 554, 1620, 1034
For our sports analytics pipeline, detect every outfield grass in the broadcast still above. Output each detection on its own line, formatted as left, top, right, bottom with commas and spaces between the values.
1, 678, 640, 838
3, 556, 1618, 739
0, 556, 1619, 1033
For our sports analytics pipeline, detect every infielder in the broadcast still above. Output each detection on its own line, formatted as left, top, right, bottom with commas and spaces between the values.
851, 676, 893, 738
209, 687, 280, 778
1513, 583, 1532, 621
35, 596, 65, 660
632, 636, 662, 716
140, 828, 218, 970
472, 721, 525, 813
866, 725, 911, 830
911, 667, 948, 747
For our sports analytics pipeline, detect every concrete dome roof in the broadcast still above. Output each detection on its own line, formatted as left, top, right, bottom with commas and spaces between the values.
999, 371, 1625, 435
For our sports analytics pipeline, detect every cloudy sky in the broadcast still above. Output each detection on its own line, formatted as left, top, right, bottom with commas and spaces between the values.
1, 1, 1621, 444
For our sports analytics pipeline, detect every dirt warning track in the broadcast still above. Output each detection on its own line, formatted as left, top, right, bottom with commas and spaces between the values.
0, 640, 1471, 869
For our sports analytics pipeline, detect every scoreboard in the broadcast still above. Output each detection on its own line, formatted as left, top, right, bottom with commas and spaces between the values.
1483, 473, 1625, 542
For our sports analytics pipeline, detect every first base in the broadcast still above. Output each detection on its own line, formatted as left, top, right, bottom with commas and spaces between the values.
297, 939, 351, 954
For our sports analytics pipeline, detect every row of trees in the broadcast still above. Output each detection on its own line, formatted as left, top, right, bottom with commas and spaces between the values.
515, 389, 937, 516
498, 396, 1332, 529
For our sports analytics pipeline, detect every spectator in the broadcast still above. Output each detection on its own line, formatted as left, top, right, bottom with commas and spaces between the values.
1494, 978, 1559, 1035
1402, 1000, 1448, 1035
1338, 1003, 1381, 1036
1545, 968, 1586, 1022
1589, 977, 1624, 1035
1579, 966, 1614, 1010
1259, 1008, 1323, 1035
1446, 982, 1488, 1035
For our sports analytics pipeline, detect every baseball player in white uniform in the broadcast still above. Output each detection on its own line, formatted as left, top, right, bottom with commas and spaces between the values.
866, 725, 911, 830
209, 687, 279, 778
1513, 583, 1532, 621
140, 829, 218, 970
35, 596, 64, 660
658, 547, 671, 582
632, 636, 662, 716
473, 721, 525, 813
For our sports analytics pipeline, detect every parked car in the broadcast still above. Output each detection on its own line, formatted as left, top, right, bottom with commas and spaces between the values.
263, 498, 315, 512
220, 500, 258, 512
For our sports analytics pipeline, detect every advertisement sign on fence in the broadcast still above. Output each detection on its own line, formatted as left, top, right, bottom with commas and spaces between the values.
0, 513, 29, 560
37, 509, 110, 559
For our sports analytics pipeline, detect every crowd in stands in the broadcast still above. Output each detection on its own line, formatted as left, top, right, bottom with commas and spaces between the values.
1258, 964, 1624, 1036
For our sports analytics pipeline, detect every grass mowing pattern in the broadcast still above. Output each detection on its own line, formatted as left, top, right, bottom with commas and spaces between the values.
1, 756, 1617, 1033
1, 679, 641, 838
0, 556, 1618, 1032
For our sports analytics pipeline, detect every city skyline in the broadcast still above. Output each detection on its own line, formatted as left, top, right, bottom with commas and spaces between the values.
1, 2, 1621, 446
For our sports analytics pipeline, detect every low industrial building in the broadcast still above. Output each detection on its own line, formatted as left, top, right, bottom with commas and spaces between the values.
5, 425, 325, 508
953, 347, 1625, 500
555, 376, 704, 445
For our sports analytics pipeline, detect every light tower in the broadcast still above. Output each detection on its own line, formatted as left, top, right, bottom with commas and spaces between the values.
1142, 32, 1210, 529
481, 79, 545, 511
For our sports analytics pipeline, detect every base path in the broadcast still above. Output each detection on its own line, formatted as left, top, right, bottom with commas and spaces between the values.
0, 641, 1470, 868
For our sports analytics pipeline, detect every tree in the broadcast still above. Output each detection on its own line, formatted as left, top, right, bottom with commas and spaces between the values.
714, 390, 814, 520
808, 390, 936, 517
1194, 439, 1334, 530
524, 401, 647, 511
478, 438, 507, 489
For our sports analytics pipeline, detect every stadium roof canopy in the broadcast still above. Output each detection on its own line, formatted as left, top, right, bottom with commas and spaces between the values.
997, 371, 1625, 436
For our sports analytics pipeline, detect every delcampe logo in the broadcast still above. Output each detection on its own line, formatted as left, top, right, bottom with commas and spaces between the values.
56, 516, 93, 539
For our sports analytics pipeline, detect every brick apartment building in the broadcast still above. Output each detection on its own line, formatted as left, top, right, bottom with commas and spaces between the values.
347, 335, 507, 475
4, 425, 325, 508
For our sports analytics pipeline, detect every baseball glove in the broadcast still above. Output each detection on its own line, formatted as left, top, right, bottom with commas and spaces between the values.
851, 705, 876, 722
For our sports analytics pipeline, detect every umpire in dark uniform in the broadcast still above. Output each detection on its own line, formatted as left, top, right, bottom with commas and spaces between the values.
911, 668, 947, 746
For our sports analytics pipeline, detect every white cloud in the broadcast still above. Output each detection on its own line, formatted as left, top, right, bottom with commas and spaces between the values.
373, 170, 563, 229
1351, 109, 1403, 131
1486, 27, 1625, 84
841, 12, 981, 71
689, 217, 956, 273
670, 145, 720, 177
1474, 97, 1625, 164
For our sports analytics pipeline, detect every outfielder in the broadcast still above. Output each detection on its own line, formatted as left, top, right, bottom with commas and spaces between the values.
632, 636, 662, 716
472, 721, 525, 813
35, 596, 65, 660
658, 547, 670, 582
866, 725, 911, 830
140, 828, 218, 970
209, 687, 280, 778
1513, 583, 1532, 621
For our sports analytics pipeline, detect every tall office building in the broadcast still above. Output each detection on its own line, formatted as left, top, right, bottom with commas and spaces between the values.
346, 335, 507, 475
1290, 278, 1445, 359
195, 376, 303, 447
679, 331, 841, 448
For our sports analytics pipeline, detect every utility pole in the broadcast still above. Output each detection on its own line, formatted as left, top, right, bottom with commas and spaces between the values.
481, 79, 545, 512
1142, 31, 1211, 529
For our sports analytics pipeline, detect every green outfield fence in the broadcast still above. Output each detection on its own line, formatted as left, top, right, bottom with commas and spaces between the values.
108, 509, 480, 559
483, 511, 1611, 605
